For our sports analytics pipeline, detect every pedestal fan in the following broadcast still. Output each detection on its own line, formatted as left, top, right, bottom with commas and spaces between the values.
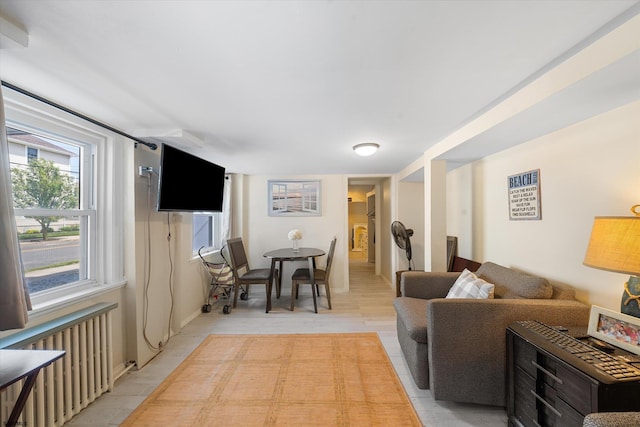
391, 221, 414, 270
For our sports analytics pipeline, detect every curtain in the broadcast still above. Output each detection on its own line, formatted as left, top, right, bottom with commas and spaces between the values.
221, 174, 232, 243
0, 83, 31, 330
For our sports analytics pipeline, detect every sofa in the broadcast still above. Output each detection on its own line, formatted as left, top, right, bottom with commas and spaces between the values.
393, 261, 590, 407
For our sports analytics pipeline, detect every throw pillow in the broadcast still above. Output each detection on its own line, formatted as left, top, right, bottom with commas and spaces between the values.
446, 269, 495, 299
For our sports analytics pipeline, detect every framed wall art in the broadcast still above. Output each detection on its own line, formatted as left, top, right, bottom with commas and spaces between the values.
508, 169, 541, 220
268, 180, 321, 217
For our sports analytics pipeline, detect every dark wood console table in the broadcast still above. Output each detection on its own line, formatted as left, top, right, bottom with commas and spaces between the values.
507, 321, 640, 427
1, 349, 65, 426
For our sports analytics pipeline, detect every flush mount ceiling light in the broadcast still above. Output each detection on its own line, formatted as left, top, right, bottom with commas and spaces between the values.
353, 143, 380, 156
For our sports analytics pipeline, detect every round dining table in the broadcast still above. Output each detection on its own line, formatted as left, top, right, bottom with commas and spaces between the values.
263, 247, 325, 312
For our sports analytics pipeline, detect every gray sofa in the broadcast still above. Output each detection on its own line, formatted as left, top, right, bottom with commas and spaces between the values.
393, 261, 590, 407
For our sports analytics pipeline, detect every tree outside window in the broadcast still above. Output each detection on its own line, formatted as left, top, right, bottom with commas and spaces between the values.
11, 158, 79, 240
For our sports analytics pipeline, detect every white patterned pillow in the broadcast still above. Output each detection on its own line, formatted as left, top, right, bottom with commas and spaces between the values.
446, 269, 495, 299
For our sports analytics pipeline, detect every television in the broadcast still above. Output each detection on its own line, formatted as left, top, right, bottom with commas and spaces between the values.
157, 143, 225, 212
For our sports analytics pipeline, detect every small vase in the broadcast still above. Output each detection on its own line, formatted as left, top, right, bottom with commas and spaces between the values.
292, 239, 299, 252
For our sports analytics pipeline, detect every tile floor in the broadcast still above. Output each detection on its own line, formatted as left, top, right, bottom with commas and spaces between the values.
67, 253, 508, 426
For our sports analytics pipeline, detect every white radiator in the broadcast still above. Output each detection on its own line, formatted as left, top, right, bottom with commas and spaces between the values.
1, 303, 117, 427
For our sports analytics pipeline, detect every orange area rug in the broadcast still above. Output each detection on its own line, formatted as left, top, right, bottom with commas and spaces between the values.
120, 333, 422, 426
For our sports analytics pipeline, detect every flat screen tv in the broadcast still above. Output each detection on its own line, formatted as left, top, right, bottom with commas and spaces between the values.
157, 143, 225, 212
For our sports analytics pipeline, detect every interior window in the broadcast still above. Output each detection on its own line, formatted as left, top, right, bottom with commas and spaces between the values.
193, 212, 222, 255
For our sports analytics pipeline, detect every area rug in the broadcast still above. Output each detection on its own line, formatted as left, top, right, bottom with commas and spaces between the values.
120, 333, 422, 426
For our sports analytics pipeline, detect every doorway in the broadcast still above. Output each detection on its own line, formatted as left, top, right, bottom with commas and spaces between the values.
347, 177, 388, 279
348, 183, 373, 265
366, 191, 375, 264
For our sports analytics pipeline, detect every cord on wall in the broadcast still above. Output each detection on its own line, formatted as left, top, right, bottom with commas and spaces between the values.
142, 173, 159, 352
141, 172, 175, 353
165, 212, 175, 348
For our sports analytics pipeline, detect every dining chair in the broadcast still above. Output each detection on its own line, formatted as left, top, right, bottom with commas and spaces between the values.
290, 237, 336, 313
226, 237, 279, 310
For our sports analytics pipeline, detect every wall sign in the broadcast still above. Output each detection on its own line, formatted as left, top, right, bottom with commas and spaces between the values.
508, 169, 541, 220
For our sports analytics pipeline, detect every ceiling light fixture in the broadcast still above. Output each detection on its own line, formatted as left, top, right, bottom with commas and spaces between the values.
353, 143, 380, 156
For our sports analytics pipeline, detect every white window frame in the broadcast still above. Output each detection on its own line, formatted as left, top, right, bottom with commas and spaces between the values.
193, 211, 223, 256
4, 87, 127, 315
302, 182, 317, 212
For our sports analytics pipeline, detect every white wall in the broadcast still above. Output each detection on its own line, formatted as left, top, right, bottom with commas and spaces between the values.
446, 100, 640, 312
243, 175, 349, 294
379, 178, 393, 283
445, 165, 474, 259
397, 181, 425, 272
130, 147, 208, 367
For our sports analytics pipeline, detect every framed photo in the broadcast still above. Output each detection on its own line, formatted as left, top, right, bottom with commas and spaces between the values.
268, 180, 321, 217
588, 305, 640, 356
508, 169, 541, 220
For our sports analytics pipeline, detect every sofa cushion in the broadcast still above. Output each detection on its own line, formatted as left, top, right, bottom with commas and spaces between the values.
393, 297, 428, 344
476, 261, 552, 299
550, 282, 576, 300
445, 269, 495, 299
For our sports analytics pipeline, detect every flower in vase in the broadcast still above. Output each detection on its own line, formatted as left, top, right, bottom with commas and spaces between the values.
288, 229, 302, 241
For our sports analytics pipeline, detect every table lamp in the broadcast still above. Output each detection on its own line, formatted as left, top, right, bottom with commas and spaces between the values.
583, 205, 640, 317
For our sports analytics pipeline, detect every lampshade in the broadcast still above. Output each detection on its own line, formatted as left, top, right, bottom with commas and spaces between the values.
353, 143, 379, 156
583, 216, 640, 276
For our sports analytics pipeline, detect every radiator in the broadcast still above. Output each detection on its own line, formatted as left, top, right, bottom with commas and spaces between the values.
1, 303, 117, 427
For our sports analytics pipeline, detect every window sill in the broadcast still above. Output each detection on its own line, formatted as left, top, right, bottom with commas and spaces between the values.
28, 279, 126, 321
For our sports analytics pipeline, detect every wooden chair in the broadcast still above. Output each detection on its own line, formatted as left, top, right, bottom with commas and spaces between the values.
290, 237, 336, 313
226, 237, 279, 311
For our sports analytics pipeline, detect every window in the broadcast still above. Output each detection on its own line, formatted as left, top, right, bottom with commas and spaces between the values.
193, 212, 223, 255
9, 127, 86, 295
26, 146, 38, 162
4, 86, 127, 310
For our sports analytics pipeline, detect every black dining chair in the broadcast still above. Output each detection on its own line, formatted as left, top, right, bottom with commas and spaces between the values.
226, 237, 279, 310
290, 237, 336, 313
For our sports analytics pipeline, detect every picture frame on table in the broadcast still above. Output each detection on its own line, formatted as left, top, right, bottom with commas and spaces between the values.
268, 180, 321, 217
588, 305, 640, 356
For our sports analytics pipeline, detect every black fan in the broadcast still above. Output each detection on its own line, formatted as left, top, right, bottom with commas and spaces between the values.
391, 221, 414, 270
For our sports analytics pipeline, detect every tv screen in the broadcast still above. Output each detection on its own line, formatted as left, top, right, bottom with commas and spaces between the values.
157, 143, 225, 212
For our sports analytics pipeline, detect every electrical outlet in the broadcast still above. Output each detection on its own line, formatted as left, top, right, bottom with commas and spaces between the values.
138, 166, 153, 176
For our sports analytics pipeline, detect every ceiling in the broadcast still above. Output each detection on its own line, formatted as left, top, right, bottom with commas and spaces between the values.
1, 0, 639, 176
